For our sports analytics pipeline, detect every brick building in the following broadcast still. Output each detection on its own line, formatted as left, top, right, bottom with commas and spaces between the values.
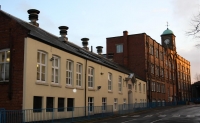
106, 29, 191, 103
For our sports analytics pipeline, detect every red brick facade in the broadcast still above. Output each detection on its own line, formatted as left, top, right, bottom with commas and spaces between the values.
107, 31, 191, 102
0, 11, 28, 110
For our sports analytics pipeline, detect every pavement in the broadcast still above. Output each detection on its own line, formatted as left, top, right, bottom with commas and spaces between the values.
88, 104, 200, 123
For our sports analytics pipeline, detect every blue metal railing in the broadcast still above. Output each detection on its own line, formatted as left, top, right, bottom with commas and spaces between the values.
0, 102, 187, 123
0, 106, 113, 123
118, 101, 186, 115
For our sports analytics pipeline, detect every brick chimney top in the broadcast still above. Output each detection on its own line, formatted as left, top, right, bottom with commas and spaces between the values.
27, 9, 40, 27
123, 30, 128, 36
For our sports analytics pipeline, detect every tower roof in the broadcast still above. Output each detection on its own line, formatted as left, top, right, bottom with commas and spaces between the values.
161, 28, 174, 35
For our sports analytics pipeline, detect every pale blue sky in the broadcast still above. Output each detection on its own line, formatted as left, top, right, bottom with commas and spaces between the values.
1, 0, 200, 82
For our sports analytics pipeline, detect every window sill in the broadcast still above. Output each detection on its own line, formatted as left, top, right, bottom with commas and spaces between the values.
108, 90, 113, 93
35, 81, 49, 86
65, 85, 74, 89
118, 92, 123, 94
88, 88, 95, 91
76, 87, 84, 90
51, 83, 62, 88
0, 81, 9, 84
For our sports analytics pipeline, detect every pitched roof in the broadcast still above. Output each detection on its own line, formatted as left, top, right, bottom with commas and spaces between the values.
0, 10, 135, 75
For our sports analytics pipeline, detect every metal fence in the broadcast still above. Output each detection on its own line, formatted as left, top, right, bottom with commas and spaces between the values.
118, 101, 186, 115
0, 106, 113, 123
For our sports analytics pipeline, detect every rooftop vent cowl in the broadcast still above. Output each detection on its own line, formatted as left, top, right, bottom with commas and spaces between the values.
81, 38, 89, 51
96, 46, 103, 55
27, 9, 40, 27
58, 26, 68, 42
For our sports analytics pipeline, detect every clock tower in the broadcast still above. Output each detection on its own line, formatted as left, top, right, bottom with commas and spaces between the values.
161, 28, 176, 51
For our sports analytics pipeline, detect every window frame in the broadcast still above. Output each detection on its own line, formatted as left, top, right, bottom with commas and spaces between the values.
116, 44, 123, 53
66, 60, 73, 86
76, 63, 82, 87
88, 97, 94, 112
0, 49, 10, 82
102, 98, 107, 111
51, 55, 60, 84
88, 67, 94, 88
108, 73, 112, 91
36, 51, 47, 82
114, 98, 118, 110
118, 76, 122, 92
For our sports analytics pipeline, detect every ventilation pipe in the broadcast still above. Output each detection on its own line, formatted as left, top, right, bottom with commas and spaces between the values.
81, 38, 89, 51
58, 26, 68, 42
27, 9, 40, 27
96, 46, 103, 55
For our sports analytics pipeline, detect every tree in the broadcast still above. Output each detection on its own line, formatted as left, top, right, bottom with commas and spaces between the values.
194, 73, 200, 82
186, 12, 200, 48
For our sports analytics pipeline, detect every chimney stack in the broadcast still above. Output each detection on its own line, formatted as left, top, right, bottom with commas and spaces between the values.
27, 9, 40, 27
96, 46, 103, 55
123, 30, 128, 36
81, 38, 89, 51
58, 26, 69, 42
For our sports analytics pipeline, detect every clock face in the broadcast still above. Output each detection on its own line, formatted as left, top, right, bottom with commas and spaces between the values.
164, 39, 170, 45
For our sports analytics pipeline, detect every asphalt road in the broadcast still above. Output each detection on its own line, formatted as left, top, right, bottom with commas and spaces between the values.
92, 105, 200, 123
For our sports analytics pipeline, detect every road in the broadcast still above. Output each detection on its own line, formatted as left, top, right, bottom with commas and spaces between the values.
92, 105, 200, 123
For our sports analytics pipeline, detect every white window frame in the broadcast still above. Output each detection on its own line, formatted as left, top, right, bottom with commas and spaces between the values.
0, 49, 10, 82
66, 60, 73, 86
118, 76, 122, 92
76, 63, 82, 87
102, 98, 106, 111
123, 99, 126, 110
114, 98, 118, 110
37, 51, 47, 82
108, 73, 112, 91
88, 67, 94, 88
51, 55, 60, 84
88, 97, 94, 112
116, 44, 123, 53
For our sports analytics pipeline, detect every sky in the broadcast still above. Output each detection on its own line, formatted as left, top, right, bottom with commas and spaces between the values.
1, 0, 200, 83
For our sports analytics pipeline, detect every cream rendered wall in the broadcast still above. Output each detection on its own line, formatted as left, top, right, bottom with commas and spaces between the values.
132, 78, 147, 104
23, 37, 130, 110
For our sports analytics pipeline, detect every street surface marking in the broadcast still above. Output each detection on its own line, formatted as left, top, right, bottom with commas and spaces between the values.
132, 115, 140, 117
145, 115, 152, 117
158, 115, 166, 117
150, 119, 162, 123
121, 115, 128, 117
186, 115, 195, 117
172, 115, 180, 117
121, 119, 137, 123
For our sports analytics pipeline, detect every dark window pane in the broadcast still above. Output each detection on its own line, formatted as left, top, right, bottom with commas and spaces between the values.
58, 98, 64, 112
67, 98, 74, 111
46, 97, 54, 112
33, 96, 42, 112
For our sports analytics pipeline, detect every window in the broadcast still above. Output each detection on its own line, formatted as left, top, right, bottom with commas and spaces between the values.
67, 98, 74, 111
88, 67, 94, 88
58, 98, 64, 112
151, 82, 154, 91
116, 44, 123, 53
108, 73, 112, 91
156, 66, 159, 76
52, 56, 59, 83
102, 98, 106, 111
88, 97, 94, 112
161, 68, 164, 77
76, 63, 82, 87
118, 76, 122, 92
114, 98, 118, 110
139, 83, 141, 92
46, 97, 54, 112
151, 64, 154, 74
135, 82, 137, 91
66, 60, 73, 85
143, 84, 145, 93
156, 49, 159, 58
128, 84, 132, 90
33, 96, 42, 112
123, 99, 126, 110
160, 52, 163, 60
165, 70, 168, 78
169, 72, 171, 79
37, 51, 46, 82
150, 45, 154, 55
